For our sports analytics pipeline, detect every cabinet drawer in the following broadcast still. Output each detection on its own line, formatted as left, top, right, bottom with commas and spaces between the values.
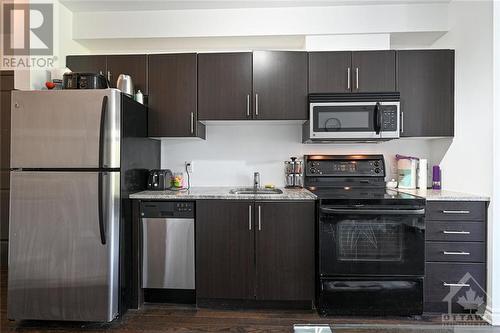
424, 263, 485, 302
424, 263, 485, 313
426, 221, 485, 242
426, 201, 486, 221
426, 242, 485, 263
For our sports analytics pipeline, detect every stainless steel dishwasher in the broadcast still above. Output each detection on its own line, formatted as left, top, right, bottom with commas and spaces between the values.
141, 201, 195, 302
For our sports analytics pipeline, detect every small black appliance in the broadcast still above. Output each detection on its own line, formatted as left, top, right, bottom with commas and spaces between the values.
147, 169, 173, 191
63, 72, 109, 89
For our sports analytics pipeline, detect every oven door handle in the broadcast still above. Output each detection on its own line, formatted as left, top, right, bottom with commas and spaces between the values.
320, 208, 425, 215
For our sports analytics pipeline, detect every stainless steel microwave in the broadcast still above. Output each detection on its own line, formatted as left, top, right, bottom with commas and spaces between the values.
303, 93, 401, 142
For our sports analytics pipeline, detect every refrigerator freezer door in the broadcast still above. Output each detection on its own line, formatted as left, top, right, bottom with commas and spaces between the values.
8, 171, 120, 322
10, 89, 121, 169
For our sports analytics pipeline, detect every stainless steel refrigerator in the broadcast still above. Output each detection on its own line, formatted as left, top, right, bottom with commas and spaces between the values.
7, 89, 159, 322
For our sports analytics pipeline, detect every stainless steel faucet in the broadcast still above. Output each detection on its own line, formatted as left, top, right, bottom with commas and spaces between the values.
253, 172, 261, 189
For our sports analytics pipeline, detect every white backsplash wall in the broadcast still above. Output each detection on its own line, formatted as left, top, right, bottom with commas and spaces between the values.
161, 122, 444, 187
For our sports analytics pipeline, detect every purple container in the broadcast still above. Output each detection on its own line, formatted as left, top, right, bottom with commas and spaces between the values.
432, 165, 441, 190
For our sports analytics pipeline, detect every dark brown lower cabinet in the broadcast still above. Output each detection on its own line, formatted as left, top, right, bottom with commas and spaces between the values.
196, 200, 255, 299
195, 200, 315, 304
255, 201, 315, 301
423, 200, 488, 314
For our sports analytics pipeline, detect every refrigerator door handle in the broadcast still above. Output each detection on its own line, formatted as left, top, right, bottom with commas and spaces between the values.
99, 96, 108, 168
98, 172, 106, 245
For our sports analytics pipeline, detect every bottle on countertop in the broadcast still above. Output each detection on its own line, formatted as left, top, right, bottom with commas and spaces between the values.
135, 90, 144, 104
432, 165, 442, 190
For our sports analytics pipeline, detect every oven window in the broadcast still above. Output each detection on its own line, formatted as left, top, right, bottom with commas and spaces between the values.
337, 220, 403, 262
313, 105, 375, 132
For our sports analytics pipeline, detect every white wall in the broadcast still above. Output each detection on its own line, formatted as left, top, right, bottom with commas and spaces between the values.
162, 122, 440, 187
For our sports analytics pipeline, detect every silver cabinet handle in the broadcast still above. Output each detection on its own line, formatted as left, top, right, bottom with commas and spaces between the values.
443, 282, 470, 287
190, 112, 194, 134
246, 94, 250, 117
401, 111, 404, 133
355, 67, 359, 90
442, 210, 470, 214
443, 251, 470, 255
443, 230, 471, 235
248, 205, 252, 230
347, 67, 351, 90
255, 93, 259, 116
258, 205, 262, 231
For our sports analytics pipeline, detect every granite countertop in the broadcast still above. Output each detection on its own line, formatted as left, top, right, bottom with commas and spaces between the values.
396, 189, 490, 202
129, 186, 317, 201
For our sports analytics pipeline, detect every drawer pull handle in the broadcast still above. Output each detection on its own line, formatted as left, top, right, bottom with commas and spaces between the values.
443, 251, 470, 255
442, 210, 470, 214
443, 230, 471, 235
443, 282, 470, 287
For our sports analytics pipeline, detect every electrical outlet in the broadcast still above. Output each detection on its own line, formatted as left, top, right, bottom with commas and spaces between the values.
185, 161, 193, 173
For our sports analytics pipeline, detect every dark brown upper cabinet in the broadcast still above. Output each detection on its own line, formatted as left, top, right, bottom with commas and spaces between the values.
106, 55, 148, 94
309, 51, 351, 93
66, 55, 107, 75
148, 53, 205, 138
198, 52, 252, 120
66, 55, 148, 94
397, 50, 454, 137
351, 50, 396, 92
253, 51, 308, 120
309, 50, 396, 93
196, 200, 255, 300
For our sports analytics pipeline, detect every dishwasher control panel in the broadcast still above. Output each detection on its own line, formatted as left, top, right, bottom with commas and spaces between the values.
141, 201, 194, 218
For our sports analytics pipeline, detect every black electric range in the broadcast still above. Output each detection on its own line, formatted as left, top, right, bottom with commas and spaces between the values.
304, 155, 426, 316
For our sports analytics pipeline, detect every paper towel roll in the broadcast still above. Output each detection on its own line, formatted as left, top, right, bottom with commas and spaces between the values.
418, 159, 428, 190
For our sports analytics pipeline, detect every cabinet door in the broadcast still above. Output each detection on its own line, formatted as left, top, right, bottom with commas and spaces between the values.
397, 50, 454, 137
148, 54, 198, 137
253, 51, 308, 120
196, 200, 255, 300
309, 51, 352, 93
106, 55, 148, 94
66, 55, 107, 75
198, 53, 252, 120
255, 201, 315, 301
351, 50, 396, 92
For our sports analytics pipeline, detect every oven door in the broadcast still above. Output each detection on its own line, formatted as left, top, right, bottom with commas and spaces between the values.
319, 206, 425, 276
309, 102, 399, 140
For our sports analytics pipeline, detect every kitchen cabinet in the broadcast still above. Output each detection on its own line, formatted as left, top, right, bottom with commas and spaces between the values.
196, 200, 315, 304
308, 50, 395, 93
308, 51, 352, 93
148, 53, 205, 138
66, 55, 107, 75
424, 201, 488, 313
397, 50, 454, 137
198, 52, 253, 120
351, 51, 396, 92
253, 51, 308, 120
255, 201, 315, 301
195, 200, 255, 299
0, 71, 13, 268
106, 55, 148, 94
66, 55, 148, 94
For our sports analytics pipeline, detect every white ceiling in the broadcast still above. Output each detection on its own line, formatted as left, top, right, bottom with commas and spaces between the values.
60, 0, 451, 12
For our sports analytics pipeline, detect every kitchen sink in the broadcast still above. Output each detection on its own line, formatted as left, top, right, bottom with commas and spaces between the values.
229, 187, 283, 195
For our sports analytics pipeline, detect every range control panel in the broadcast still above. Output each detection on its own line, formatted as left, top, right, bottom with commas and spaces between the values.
305, 155, 385, 177
141, 201, 194, 218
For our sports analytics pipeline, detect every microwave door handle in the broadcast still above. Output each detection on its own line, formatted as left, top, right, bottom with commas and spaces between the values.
374, 102, 381, 135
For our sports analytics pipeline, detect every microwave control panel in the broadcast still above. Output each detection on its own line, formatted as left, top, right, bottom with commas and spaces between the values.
381, 106, 398, 131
